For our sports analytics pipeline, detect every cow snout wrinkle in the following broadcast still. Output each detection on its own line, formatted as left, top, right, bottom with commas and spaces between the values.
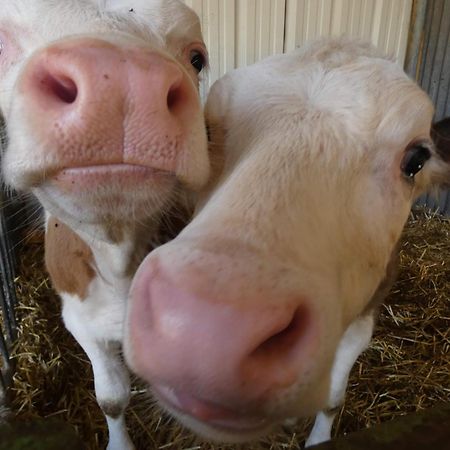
19, 37, 200, 175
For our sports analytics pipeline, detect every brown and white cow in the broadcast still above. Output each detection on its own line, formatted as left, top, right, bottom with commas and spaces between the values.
125, 38, 450, 446
1, 1, 209, 448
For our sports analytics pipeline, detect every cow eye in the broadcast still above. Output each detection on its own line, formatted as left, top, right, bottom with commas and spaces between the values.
401, 143, 431, 179
190, 50, 206, 73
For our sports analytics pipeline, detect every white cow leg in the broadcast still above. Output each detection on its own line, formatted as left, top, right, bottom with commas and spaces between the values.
62, 295, 134, 450
106, 415, 134, 450
305, 314, 375, 448
305, 410, 338, 448
90, 343, 134, 450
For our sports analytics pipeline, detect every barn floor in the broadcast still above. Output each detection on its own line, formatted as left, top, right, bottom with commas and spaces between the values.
6, 208, 450, 450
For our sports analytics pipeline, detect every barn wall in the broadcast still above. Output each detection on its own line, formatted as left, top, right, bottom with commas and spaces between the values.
184, 0, 449, 215
183, 0, 413, 93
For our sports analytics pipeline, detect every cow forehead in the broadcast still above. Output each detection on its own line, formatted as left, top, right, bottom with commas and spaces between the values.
215, 51, 433, 156
0, 0, 201, 42
240, 56, 425, 114
2, 0, 190, 15
104, 0, 190, 14
101, 0, 201, 33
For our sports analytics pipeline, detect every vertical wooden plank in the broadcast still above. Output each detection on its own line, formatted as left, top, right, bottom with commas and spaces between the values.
395, 0, 413, 64
435, 24, 450, 118
183, 0, 237, 94
371, 0, 389, 53
419, 0, 439, 92
236, 0, 286, 66
298, 0, 310, 44
360, 0, 375, 41
270, 0, 287, 55
284, 0, 303, 51
203, 0, 220, 87
430, 0, 450, 115
318, 0, 333, 36
255, 0, 269, 58
304, 0, 319, 40
331, 0, 349, 36
384, 0, 397, 54
391, 0, 402, 56
182, 0, 207, 97
220, 0, 236, 75
349, 0, 362, 36
236, 0, 256, 66
255, 0, 283, 59
186, 0, 413, 91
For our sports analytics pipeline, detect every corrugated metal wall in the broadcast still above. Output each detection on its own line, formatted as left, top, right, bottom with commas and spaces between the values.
412, 0, 450, 215
283, 0, 412, 58
184, 0, 449, 215
184, 0, 413, 93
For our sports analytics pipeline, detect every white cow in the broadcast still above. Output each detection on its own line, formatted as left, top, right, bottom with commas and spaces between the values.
125, 38, 450, 446
0, 1, 209, 449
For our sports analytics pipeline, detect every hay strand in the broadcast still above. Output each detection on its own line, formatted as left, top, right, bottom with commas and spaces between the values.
4, 208, 450, 449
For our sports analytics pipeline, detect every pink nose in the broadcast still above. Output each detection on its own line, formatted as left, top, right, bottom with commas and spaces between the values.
19, 37, 200, 174
126, 257, 316, 421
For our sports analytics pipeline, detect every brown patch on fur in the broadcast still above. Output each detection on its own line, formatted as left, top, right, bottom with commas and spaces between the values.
45, 217, 96, 300
105, 221, 124, 243
99, 401, 124, 419
325, 405, 342, 415
123, 205, 193, 279
124, 241, 154, 279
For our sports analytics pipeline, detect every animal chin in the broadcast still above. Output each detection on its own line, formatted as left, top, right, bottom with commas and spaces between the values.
152, 385, 273, 442
33, 168, 176, 228
177, 414, 273, 443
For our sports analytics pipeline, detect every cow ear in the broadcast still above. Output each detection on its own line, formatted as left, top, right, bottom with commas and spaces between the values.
431, 117, 450, 162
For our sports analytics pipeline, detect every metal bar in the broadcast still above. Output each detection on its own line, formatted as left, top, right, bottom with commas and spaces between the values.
0, 192, 18, 343
0, 324, 11, 391
405, 0, 428, 79
0, 187, 17, 392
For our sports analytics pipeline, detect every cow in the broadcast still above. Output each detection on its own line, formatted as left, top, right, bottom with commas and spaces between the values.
0, 1, 209, 448
124, 38, 450, 446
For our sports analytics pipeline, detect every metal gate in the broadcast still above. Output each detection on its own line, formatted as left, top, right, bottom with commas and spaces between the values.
0, 189, 17, 396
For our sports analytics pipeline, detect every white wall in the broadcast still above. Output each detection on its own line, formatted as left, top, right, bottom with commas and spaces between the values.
183, 0, 413, 95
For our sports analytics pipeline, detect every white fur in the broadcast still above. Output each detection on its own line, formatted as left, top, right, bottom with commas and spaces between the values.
57, 224, 144, 447
123, 38, 449, 445
1, 1, 207, 448
1, 0, 208, 194
305, 314, 375, 447
62, 293, 132, 449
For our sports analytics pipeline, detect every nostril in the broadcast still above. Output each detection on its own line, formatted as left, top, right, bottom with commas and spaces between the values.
251, 306, 310, 360
39, 70, 78, 104
166, 79, 186, 114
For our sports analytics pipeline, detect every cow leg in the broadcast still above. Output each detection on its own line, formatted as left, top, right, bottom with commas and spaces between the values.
62, 293, 134, 450
305, 314, 375, 448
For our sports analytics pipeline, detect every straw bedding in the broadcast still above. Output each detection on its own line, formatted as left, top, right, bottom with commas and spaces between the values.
3, 208, 450, 449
